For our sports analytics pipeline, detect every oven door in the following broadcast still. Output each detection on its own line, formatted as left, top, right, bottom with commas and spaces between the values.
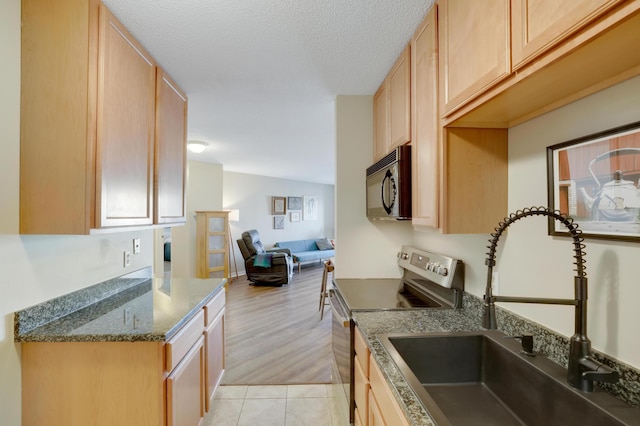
329, 288, 353, 424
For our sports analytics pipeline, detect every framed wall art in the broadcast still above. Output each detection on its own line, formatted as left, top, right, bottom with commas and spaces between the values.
547, 120, 640, 241
290, 211, 300, 222
272, 196, 286, 215
287, 196, 302, 210
273, 215, 285, 229
303, 195, 318, 221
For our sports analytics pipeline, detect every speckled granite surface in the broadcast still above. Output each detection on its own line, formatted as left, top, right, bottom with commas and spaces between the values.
354, 293, 640, 426
15, 275, 226, 343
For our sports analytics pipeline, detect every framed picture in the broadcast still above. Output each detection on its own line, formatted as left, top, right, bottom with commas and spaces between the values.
303, 195, 318, 221
547, 121, 640, 241
287, 196, 302, 210
290, 211, 300, 222
272, 196, 286, 215
273, 216, 285, 229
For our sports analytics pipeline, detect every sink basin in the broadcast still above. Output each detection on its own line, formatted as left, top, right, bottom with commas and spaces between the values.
379, 331, 639, 426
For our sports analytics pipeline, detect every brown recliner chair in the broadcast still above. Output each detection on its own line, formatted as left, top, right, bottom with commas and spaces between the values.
237, 230, 294, 286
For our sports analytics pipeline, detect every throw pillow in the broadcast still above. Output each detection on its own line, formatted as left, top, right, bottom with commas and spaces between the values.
316, 237, 333, 251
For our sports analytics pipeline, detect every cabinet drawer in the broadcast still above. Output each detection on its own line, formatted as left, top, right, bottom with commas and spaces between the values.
354, 355, 370, 424
204, 290, 225, 327
166, 309, 205, 372
354, 326, 370, 375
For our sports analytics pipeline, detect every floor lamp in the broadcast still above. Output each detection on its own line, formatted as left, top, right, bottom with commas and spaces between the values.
226, 209, 240, 283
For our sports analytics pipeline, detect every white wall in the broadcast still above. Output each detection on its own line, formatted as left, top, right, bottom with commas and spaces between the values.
0, 2, 153, 424
335, 96, 414, 279
170, 161, 224, 278
223, 171, 335, 275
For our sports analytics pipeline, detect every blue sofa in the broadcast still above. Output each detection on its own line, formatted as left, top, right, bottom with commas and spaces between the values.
274, 238, 335, 272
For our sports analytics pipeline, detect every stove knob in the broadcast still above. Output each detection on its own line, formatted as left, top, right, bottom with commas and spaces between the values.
439, 267, 449, 276
399, 252, 409, 260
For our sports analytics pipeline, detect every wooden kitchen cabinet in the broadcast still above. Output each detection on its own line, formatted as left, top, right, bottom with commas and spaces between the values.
368, 353, 410, 426
20, 0, 187, 234
155, 68, 188, 224
511, 0, 623, 70
354, 326, 371, 425
204, 289, 226, 411
442, 128, 508, 234
167, 335, 205, 426
373, 83, 389, 161
443, 1, 640, 127
97, 4, 156, 228
20, 292, 224, 426
388, 46, 411, 152
373, 46, 411, 161
410, 6, 439, 228
438, 0, 511, 116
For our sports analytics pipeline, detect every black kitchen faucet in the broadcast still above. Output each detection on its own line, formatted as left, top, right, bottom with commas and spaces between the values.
482, 206, 619, 392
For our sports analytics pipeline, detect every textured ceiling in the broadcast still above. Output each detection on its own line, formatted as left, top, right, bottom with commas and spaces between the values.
102, 0, 435, 185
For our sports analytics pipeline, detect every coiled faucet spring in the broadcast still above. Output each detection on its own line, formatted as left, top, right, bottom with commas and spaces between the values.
484, 206, 586, 277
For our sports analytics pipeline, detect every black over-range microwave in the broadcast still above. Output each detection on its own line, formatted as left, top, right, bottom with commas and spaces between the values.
366, 145, 411, 220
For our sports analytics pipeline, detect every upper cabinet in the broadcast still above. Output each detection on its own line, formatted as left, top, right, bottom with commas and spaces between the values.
20, 0, 187, 234
155, 69, 188, 224
438, 0, 511, 116
373, 46, 411, 161
410, 7, 439, 228
373, 84, 389, 161
97, 5, 156, 228
440, 0, 640, 126
511, 0, 624, 70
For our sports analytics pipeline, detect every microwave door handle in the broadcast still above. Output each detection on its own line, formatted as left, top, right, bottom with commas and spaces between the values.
381, 170, 395, 214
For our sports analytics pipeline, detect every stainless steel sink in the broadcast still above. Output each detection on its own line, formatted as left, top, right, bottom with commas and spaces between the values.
379, 331, 640, 426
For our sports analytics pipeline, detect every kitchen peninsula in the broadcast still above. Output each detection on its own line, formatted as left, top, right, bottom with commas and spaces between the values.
15, 272, 226, 426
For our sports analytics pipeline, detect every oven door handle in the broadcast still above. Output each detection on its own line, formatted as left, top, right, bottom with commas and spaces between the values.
329, 292, 350, 328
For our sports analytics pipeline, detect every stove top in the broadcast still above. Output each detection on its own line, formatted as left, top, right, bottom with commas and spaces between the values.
332, 246, 464, 312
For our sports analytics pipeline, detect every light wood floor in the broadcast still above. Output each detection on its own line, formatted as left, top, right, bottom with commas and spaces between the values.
221, 263, 333, 385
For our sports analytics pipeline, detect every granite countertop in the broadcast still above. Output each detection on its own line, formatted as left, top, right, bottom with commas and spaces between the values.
353, 307, 483, 426
15, 275, 226, 343
353, 293, 640, 425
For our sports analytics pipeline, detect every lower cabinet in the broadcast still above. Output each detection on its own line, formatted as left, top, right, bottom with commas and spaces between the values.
368, 355, 410, 426
354, 326, 371, 425
204, 289, 226, 411
354, 326, 409, 426
368, 389, 386, 426
21, 290, 226, 426
167, 335, 205, 426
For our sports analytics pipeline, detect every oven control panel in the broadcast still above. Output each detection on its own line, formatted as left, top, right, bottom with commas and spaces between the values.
397, 246, 463, 289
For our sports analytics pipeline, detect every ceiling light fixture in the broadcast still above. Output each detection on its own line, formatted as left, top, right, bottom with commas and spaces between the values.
187, 141, 208, 153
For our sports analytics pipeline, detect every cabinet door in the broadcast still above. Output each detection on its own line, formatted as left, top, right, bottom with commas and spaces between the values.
205, 309, 225, 411
439, 0, 510, 115
368, 390, 385, 426
96, 5, 155, 227
155, 68, 187, 224
511, 0, 623, 70
388, 46, 411, 150
442, 128, 508, 234
167, 335, 205, 426
373, 83, 389, 161
411, 7, 439, 228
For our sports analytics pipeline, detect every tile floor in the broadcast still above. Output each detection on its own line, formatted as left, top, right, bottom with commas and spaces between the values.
204, 384, 350, 426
